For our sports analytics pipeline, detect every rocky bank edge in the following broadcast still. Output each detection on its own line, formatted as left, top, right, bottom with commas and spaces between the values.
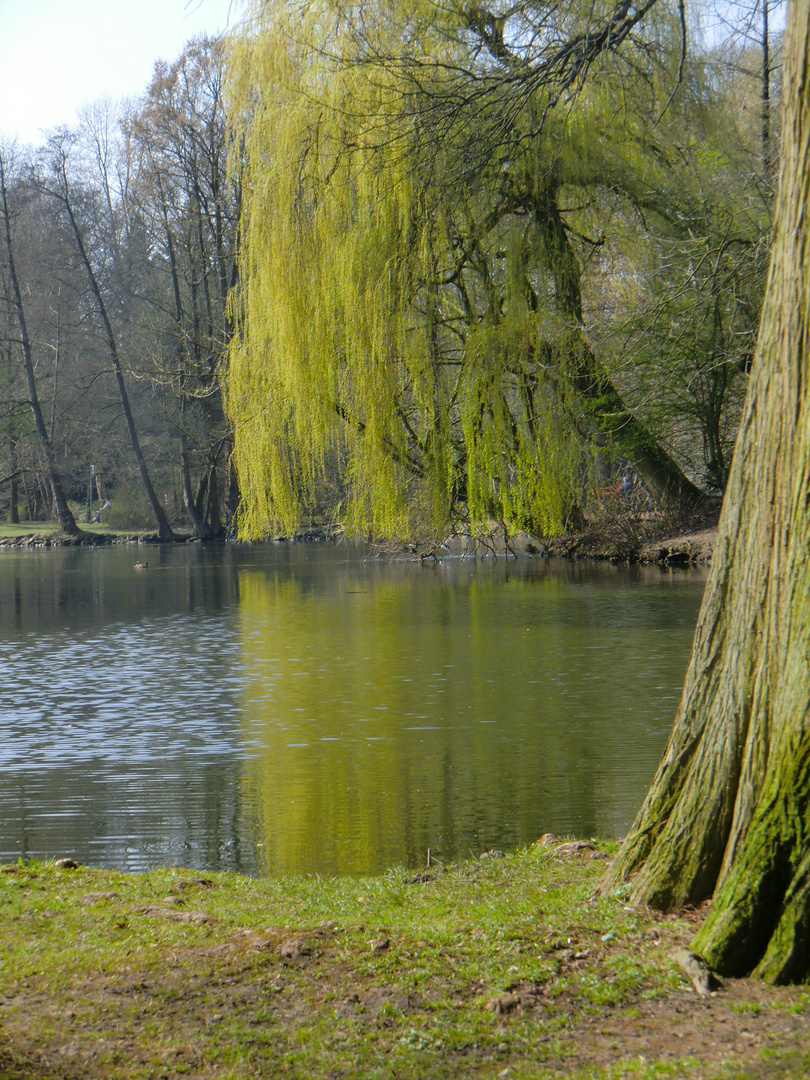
0, 514, 719, 564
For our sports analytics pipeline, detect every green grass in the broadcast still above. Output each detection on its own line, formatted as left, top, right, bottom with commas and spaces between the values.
0, 521, 60, 536
0, 521, 154, 540
0, 848, 808, 1079
0, 521, 128, 537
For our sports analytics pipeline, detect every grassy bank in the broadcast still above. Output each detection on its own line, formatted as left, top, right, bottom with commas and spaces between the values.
1, 843, 808, 1079
0, 523, 135, 541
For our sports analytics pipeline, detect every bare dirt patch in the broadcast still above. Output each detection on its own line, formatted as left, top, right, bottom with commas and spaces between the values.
1, 855, 808, 1078
3, 927, 808, 1079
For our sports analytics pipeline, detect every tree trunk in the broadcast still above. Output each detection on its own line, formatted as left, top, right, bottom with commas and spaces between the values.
0, 153, 79, 537
603, 1, 810, 984
225, 448, 240, 535
205, 463, 224, 538
51, 159, 174, 542
8, 475, 19, 524
181, 442, 212, 539
538, 197, 708, 508
762, 0, 771, 177
162, 199, 212, 541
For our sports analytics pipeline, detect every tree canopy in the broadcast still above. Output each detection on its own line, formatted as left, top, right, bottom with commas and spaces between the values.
0, 37, 239, 534
226, 0, 748, 539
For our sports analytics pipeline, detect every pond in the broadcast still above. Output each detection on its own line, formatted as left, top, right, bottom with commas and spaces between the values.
0, 543, 707, 876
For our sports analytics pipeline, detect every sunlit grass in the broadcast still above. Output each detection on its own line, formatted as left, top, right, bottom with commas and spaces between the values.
0, 521, 147, 539
0, 849, 807, 1079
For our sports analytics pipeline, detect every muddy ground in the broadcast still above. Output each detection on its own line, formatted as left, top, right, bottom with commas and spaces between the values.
1, 852, 808, 1079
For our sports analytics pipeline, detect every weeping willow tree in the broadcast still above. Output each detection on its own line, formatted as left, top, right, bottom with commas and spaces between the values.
226, 0, 704, 538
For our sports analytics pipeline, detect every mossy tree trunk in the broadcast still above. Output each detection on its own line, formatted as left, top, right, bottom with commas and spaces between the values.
604, 0, 810, 984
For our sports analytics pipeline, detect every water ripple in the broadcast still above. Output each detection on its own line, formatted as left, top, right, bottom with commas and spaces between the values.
0, 612, 245, 770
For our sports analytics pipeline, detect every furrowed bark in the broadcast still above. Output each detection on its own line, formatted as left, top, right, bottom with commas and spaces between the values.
604, 0, 810, 983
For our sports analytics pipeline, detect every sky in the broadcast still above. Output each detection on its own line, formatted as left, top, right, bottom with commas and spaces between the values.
0, 0, 246, 146
0, 0, 789, 147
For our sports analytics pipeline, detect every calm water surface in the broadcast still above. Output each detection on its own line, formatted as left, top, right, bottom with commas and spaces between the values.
0, 544, 706, 875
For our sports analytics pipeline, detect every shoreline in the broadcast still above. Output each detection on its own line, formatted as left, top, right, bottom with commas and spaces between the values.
542, 513, 719, 566
0, 511, 720, 565
386, 508, 721, 566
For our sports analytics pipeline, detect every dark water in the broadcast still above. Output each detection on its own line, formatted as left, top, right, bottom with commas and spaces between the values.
0, 543, 706, 875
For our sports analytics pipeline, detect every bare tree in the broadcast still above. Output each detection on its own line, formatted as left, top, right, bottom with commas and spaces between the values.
0, 146, 79, 536
127, 37, 239, 538
42, 132, 174, 541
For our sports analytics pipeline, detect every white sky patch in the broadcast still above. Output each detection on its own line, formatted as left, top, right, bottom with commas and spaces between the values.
698, 0, 787, 51
0, 0, 244, 146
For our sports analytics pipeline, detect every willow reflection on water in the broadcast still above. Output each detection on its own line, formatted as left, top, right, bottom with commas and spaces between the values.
0, 545, 706, 874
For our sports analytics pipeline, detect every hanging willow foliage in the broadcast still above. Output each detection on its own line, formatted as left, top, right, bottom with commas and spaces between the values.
225, 0, 682, 539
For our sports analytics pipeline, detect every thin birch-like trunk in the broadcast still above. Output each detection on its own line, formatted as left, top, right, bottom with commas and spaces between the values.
0, 153, 79, 537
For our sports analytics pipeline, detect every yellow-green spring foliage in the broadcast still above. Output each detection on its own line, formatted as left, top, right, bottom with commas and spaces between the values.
226, 0, 585, 539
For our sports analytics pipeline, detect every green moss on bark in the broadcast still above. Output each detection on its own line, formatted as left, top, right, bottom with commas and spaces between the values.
604, 1, 810, 984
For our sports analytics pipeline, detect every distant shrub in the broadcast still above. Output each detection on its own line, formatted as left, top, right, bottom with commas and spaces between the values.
104, 485, 159, 530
